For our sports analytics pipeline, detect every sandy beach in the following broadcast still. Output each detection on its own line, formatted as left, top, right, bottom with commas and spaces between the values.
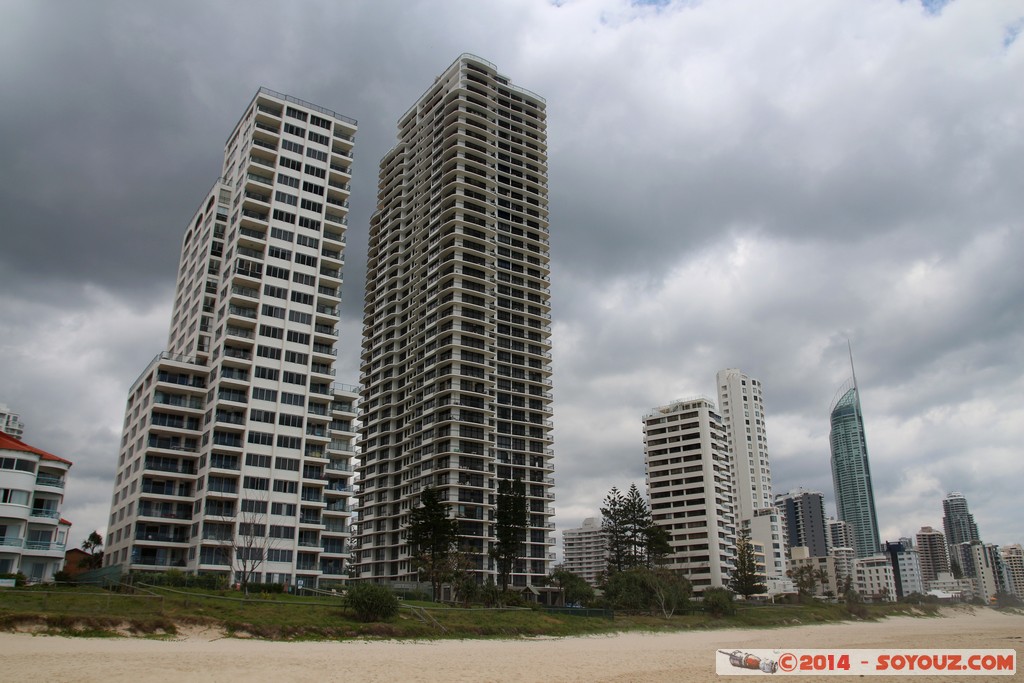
0, 607, 1019, 682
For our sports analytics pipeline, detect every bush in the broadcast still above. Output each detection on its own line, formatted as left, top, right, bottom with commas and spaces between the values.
345, 583, 400, 622
53, 570, 76, 585
602, 568, 655, 612
701, 587, 734, 617
0, 572, 26, 587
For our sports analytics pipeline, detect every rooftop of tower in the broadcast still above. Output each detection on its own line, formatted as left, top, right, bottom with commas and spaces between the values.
398, 52, 546, 124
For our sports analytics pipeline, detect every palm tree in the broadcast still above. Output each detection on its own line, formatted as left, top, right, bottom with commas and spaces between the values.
79, 530, 104, 569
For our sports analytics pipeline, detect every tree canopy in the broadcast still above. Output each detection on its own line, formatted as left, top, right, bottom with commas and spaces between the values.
406, 487, 460, 601
490, 477, 528, 591
728, 528, 767, 598
601, 483, 666, 572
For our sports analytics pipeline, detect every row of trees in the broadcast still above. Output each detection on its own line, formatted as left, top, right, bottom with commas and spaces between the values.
407, 479, 529, 602
399, 480, 768, 614
595, 484, 766, 614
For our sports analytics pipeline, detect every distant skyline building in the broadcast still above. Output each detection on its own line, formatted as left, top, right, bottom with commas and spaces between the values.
104, 89, 359, 586
561, 517, 607, 587
644, 397, 735, 594
885, 540, 923, 599
915, 526, 950, 585
0, 403, 25, 440
1000, 544, 1024, 600
776, 488, 828, 558
828, 517, 855, 552
942, 492, 980, 548
717, 369, 785, 579
829, 349, 880, 558
354, 55, 554, 588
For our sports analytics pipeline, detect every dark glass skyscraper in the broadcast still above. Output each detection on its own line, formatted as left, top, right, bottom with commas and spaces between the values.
829, 363, 880, 558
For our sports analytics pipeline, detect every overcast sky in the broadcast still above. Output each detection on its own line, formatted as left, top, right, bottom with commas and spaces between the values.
1, 0, 1021, 556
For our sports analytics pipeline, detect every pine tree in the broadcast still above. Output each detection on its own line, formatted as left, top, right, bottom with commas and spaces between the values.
601, 487, 628, 572
729, 528, 767, 598
601, 484, 669, 573
490, 478, 528, 591
406, 487, 459, 601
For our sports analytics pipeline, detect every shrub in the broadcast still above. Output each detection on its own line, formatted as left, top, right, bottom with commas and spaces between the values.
53, 570, 76, 586
345, 583, 400, 622
0, 572, 27, 587
701, 587, 734, 617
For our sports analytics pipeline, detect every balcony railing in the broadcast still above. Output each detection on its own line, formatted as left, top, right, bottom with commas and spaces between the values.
35, 474, 65, 488
24, 540, 66, 551
0, 537, 23, 547
29, 508, 60, 519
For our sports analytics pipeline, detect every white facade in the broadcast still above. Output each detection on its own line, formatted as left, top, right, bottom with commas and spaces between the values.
0, 432, 72, 582
889, 545, 924, 597
355, 55, 554, 587
0, 404, 25, 440
644, 397, 735, 594
828, 517, 855, 552
854, 554, 896, 602
926, 571, 976, 600
716, 370, 773, 517
105, 89, 359, 587
717, 369, 785, 580
1000, 544, 1024, 600
561, 517, 607, 587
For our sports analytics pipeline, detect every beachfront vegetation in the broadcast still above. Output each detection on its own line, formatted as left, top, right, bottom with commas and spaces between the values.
0, 582, 944, 640
406, 487, 460, 602
728, 530, 766, 598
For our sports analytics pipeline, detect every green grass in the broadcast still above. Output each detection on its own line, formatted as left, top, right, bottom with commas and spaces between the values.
0, 585, 940, 641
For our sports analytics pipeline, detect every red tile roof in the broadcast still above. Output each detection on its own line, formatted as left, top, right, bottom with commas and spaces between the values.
0, 432, 72, 465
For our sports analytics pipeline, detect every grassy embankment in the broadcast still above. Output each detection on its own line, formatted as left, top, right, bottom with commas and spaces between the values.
0, 584, 940, 640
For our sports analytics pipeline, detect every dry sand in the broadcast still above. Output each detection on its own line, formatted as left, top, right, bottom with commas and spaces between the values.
0, 607, 1020, 682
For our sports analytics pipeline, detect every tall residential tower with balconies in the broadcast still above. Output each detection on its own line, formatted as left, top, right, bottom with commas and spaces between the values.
105, 89, 358, 588
355, 55, 554, 588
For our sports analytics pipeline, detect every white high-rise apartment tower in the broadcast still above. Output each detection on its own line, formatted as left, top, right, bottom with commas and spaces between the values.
355, 55, 554, 587
561, 517, 607, 587
643, 397, 735, 593
105, 89, 359, 587
716, 369, 785, 579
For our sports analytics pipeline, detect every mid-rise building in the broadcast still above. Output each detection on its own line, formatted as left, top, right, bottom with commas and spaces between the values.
0, 432, 72, 582
884, 540, 923, 599
104, 89, 359, 588
831, 546, 856, 591
829, 363, 880, 558
999, 544, 1024, 600
716, 369, 785, 579
854, 554, 896, 602
790, 546, 842, 597
644, 397, 735, 594
561, 517, 607, 587
828, 517, 855, 552
0, 404, 25, 440
964, 541, 1006, 602
915, 526, 950, 585
926, 570, 976, 600
777, 488, 828, 558
354, 55, 554, 588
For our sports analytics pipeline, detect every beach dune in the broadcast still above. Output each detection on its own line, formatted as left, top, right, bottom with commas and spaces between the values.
0, 607, 1020, 682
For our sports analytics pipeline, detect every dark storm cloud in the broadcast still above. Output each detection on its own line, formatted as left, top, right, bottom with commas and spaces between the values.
1, 0, 1021, 551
